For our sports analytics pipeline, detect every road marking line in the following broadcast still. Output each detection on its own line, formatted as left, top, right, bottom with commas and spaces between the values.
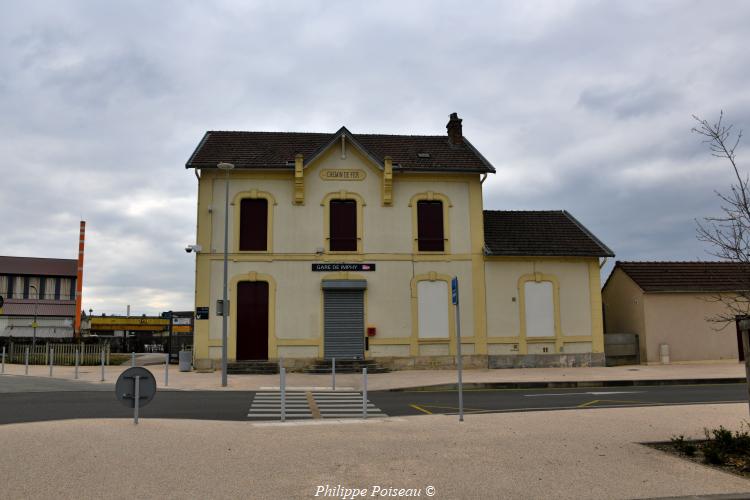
577, 399, 600, 408
409, 404, 433, 415
524, 391, 642, 397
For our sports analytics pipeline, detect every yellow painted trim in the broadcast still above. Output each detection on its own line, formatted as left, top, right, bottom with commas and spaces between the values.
204, 253, 473, 262
468, 178, 487, 354
321, 191, 366, 254
486, 337, 522, 344
588, 259, 605, 353
484, 255, 600, 263
231, 190, 276, 254
408, 191, 452, 255
294, 154, 304, 204
318, 272, 369, 359
229, 272, 278, 360
517, 273, 563, 354
410, 272, 457, 356
382, 156, 393, 205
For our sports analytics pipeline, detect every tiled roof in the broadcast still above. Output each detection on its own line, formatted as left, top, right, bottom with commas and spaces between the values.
483, 210, 614, 257
0, 256, 77, 277
613, 261, 750, 292
1, 299, 76, 317
186, 128, 495, 173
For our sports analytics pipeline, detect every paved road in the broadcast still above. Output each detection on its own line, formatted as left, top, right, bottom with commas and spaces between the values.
373, 383, 748, 416
0, 375, 746, 424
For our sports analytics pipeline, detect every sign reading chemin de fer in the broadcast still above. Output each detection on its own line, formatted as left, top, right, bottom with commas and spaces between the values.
319, 169, 366, 181
312, 263, 376, 272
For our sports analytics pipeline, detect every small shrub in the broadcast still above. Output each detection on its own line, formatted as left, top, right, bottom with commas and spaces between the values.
703, 443, 727, 465
671, 435, 697, 456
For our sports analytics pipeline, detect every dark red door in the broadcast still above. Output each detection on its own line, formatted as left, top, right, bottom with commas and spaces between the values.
236, 281, 269, 360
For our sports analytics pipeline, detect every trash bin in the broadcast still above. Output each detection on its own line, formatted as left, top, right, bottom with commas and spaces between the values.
179, 350, 192, 372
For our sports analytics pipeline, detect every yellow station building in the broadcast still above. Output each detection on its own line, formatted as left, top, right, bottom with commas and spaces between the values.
186, 114, 613, 370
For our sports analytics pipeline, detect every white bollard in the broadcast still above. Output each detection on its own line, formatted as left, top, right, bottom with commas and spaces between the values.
49, 348, 54, 377
280, 367, 286, 423
25, 347, 29, 375
131, 351, 135, 367
362, 367, 368, 419
75, 350, 79, 380
1, 346, 5, 374
100, 349, 105, 381
165, 353, 169, 387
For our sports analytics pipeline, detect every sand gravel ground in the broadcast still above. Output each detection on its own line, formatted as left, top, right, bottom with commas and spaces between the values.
1, 403, 749, 499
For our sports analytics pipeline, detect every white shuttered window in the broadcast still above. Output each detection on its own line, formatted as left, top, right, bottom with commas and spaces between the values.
417, 280, 450, 339
524, 281, 555, 338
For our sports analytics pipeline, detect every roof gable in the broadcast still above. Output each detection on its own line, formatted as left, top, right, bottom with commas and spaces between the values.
483, 210, 614, 257
186, 128, 495, 173
612, 261, 750, 293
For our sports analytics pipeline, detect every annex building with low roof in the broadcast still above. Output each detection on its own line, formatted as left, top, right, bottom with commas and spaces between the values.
602, 261, 749, 364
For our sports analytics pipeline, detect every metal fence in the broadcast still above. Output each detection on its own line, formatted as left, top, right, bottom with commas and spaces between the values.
4, 342, 110, 365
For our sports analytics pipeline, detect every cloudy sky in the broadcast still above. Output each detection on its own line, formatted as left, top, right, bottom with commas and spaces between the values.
1, 0, 748, 315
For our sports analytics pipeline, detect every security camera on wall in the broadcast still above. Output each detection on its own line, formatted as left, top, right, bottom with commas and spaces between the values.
185, 244, 203, 253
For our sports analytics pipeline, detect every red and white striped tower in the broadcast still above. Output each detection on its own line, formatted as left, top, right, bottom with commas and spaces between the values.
74, 221, 85, 338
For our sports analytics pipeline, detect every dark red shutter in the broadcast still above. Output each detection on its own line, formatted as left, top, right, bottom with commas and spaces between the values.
239, 199, 268, 251
417, 201, 444, 251
330, 200, 357, 251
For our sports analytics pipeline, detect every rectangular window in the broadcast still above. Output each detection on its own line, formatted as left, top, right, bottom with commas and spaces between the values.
59, 278, 72, 300
27, 276, 40, 299
330, 199, 357, 251
44, 277, 56, 300
417, 201, 444, 251
418, 280, 450, 339
0, 275, 7, 297
239, 198, 268, 251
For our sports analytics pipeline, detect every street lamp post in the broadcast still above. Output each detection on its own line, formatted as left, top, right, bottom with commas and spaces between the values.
217, 161, 235, 387
29, 284, 39, 348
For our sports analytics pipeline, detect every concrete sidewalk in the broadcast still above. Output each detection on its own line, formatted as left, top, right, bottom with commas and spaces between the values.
0, 361, 745, 391
0, 404, 749, 499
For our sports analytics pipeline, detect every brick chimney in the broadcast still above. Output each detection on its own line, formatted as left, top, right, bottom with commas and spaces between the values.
446, 112, 463, 145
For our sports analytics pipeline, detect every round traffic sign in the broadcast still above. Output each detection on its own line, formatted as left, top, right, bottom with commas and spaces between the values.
115, 367, 157, 408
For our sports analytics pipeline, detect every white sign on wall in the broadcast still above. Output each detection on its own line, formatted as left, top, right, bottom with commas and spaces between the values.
418, 280, 450, 339
524, 281, 555, 338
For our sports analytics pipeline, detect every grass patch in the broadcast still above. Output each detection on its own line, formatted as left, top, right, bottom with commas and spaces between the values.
108, 354, 132, 366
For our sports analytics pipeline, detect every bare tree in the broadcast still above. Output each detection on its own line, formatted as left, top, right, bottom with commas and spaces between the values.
693, 111, 750, 322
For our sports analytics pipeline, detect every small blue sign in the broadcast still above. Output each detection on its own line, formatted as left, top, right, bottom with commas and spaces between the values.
451, 277, 459, 305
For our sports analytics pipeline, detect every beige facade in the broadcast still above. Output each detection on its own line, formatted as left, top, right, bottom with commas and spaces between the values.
188, 124, 610, 369
603, 267, 739, 363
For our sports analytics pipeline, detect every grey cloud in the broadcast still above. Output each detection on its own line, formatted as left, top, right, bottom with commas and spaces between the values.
578, 82, 682, 119
2, 0, 750, 314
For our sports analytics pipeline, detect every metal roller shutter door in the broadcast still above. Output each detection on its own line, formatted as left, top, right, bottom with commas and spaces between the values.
324, 289, 364, 359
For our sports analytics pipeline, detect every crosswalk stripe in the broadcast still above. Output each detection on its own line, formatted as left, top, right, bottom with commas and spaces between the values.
247, 391, 387, 421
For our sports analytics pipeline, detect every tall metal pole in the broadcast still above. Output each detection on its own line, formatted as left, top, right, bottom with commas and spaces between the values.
453, 276, 464, 423
218, 163, 234, 387
362, 367, 368, 419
